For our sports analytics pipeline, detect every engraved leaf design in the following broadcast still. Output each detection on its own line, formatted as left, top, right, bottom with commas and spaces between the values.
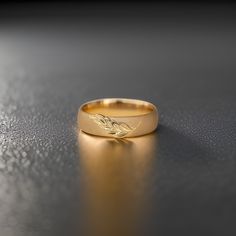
89, 114, 134, 138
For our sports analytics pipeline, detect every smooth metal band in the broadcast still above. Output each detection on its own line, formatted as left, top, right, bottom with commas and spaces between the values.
78, 98, 158, 138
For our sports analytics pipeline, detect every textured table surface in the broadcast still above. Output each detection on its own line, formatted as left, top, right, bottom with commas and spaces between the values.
0, 4, 236, 236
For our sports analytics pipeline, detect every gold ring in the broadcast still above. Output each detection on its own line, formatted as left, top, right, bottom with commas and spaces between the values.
78, 98, 158, 138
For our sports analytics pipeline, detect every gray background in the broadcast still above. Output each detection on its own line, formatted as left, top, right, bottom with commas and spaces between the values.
0, 3, 236, 236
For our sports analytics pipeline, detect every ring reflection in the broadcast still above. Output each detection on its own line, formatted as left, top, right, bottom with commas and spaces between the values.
78, 131, 158, 236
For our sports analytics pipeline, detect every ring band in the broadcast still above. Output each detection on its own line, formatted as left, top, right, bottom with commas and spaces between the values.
78, 98, 158, 138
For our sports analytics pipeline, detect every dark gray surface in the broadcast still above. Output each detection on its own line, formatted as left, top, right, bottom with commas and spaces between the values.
0, 4, 236, 236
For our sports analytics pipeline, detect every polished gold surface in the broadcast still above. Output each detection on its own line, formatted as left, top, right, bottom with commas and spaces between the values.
78, 131, 158, 236
78, 98, 158, 138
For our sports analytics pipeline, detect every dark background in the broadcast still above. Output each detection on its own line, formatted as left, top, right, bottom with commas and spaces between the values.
0, 2, 236, 236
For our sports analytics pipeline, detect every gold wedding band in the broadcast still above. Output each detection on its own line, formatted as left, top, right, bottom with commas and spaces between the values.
78, 98, 158, 138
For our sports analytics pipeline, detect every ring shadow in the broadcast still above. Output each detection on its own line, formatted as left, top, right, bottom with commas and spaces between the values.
147, 124, 216, 236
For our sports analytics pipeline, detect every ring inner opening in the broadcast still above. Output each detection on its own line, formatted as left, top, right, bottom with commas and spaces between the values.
82, 99, 154, 117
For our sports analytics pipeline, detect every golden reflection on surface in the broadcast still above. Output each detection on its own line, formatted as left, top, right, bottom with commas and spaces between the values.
78, 131, 158, 236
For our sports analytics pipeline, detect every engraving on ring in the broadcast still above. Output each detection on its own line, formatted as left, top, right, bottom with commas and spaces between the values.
89, 114, 135, 138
